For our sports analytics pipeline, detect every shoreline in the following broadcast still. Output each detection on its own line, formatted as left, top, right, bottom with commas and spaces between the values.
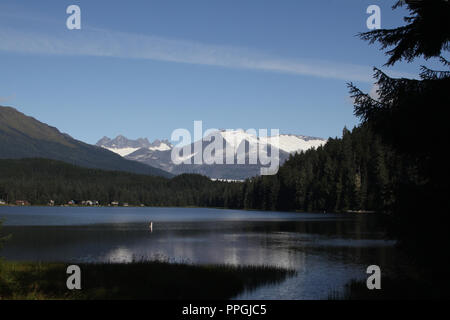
0, 204, 383, 215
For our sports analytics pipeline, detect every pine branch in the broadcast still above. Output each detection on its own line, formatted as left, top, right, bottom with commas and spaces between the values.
358, 0, 450, 66
420, 65, 450, 80
347, 82, 386, 122
439, 56, 450, 66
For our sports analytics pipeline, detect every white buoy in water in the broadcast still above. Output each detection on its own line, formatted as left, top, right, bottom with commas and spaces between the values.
149, 221, 153, 232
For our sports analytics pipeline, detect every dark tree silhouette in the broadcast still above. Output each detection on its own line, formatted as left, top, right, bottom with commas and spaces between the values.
349, 0, 450, 278
359, 0, 450, 66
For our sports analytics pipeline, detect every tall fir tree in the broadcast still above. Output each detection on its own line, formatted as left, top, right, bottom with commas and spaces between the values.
348, 0, 450, 273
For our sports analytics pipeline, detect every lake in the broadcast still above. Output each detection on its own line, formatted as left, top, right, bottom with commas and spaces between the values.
0, 206, 396, 299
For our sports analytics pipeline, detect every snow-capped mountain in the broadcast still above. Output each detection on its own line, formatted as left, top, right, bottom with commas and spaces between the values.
97, 131, 326, 179
96, 135, 172, 157
259, 134, 326, 153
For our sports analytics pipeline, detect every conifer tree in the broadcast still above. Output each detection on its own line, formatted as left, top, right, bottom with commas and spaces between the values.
348, 0, 450, 270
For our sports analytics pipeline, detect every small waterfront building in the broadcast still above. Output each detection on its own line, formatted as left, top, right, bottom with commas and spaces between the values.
15, 200, 30, 206
0, 199, 6, 205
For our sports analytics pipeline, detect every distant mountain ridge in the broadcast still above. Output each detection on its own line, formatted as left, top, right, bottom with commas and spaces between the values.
0, 106, 172, 178
97, 130, 327, 179
97, 136, 173, 157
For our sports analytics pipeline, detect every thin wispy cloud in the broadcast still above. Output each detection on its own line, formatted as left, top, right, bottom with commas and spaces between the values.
0, 26, 413, 83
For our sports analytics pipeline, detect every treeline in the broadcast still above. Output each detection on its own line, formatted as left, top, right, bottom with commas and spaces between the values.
0, 158, 238, 207
223, 124, 400, 213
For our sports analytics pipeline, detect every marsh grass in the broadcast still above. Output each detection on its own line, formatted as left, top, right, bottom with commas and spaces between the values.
0, 260, 296, 300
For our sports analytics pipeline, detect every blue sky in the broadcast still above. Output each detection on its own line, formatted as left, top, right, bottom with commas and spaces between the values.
0, 0, 441, 143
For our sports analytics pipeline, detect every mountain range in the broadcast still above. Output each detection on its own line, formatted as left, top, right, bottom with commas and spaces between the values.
97, 131, 327, 179
98, 135, 173, 157
0, 105, 326, 180
0, 106, 172, 178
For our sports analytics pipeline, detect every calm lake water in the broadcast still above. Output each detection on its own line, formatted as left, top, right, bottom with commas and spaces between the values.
0, 206, 396, 299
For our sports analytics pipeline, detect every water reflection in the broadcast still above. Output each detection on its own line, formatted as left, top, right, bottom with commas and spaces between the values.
0, 207, 396, 299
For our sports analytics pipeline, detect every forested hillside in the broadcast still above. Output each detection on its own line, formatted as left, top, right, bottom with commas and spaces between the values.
236, 125, 398, 212
0, 158, 233, 207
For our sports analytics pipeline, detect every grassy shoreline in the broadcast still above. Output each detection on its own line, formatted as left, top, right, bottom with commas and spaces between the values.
0, 260, 296, 300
